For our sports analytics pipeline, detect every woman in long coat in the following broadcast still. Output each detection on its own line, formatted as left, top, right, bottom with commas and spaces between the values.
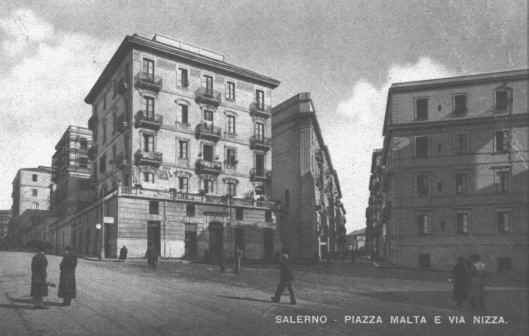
58, 246, 77, 306
451, 257, 470, 307
31, 248, 49, 309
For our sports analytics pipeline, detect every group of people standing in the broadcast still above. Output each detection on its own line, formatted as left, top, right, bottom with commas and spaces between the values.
31, 247, 77, 309
451, 255, 487, 311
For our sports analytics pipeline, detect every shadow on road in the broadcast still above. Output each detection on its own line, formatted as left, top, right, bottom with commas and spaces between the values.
8, 296, 64, 307
217, 294, 271, 303
0, 303, 35, 309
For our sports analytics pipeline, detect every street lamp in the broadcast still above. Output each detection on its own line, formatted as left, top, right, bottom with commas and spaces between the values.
95, 223, 102, 260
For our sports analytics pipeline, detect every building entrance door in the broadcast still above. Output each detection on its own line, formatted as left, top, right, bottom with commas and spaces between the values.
208, 222, 224, 263
147, 221, 161, 257
263, 228, 274, 262
185, 231, 197, 258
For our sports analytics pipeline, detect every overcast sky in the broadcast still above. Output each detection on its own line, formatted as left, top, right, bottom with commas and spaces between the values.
0, 0, 526, 231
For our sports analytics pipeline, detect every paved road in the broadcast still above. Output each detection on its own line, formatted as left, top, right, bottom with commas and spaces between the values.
0, 252, 526, 336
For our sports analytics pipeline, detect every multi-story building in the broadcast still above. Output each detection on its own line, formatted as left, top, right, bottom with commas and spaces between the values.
272, 93, 346, 262
53, 33, 280, 260
0, 209, 11, 243
8, 166, 52, 246
382, 69, 528, 273
51, 126, 95, 218
365, 149, 391, 259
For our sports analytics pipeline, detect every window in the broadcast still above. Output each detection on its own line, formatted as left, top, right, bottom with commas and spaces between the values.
256, 89, 265, 110
204, 75, 213, 94
32, 174, 38, 182
203, 179, 215, 194
495, 130, 510, 153
235, 207, 244, 220
454, 134, 469, 154
416, 174, 429, 196
143, 133, 155, 152
415, 98, 428, 121
417, 214, 431, 234
149, 201, 159, 215
179, 104, 189, 125
186, 204, 195, 217
494, 170, 510, 193
179, 68, 188, 88
179, 140, 189, 160
255, 153, 265, 176
227, 115, 236, 135
203, 109, 214, 122
178, 176, 189, 192
144, 96, 155, 119
265, 210, 272, 222
202, 144, 214, 162
497, 257, 512, 272
32, 189, 38, 197
418, 254, 431, 268
32, 202, 39, 209
415, 136, 428, 158
497, 210, 511, 233
455, 172, 470, 194
80, 138, 88, 150
79, 157, 89, 169
495, 89, 509, 111
226, 81, 236, 101
143, 58, 155, 78
143, 172, 154, 183
102, 118, 107, 143
225, 148, 237, 167
454, 94, 467, 115
227, 182, 237, 196
254, 122, 265, 141
456, 211, 471, 234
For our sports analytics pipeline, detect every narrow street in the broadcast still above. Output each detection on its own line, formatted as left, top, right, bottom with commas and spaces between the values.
0, 252, 526, 336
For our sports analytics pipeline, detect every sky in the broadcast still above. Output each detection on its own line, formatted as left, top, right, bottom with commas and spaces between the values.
0, 0, 527, 231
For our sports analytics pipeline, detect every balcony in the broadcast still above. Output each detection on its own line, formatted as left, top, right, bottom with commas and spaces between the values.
134, 111, 163, 130
135, 150, 163, 167
250, 168, 271, 182
249, 136, 271, 151
134, 72, 163, 92
249, 102, 271, 119
195, 122, 222, 141
87, 145, 97, 160
195, 159, 222, 175
194, 87, 221, 106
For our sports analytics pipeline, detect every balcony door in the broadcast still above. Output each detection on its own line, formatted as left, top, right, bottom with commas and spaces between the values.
144, 96, 155, 119
203, 75, 213, 95
143, 58, 155, 79
203, 143, 214, 162
255, 153, 265, 176
254, 122, 265, 141
143, 133, 154, 152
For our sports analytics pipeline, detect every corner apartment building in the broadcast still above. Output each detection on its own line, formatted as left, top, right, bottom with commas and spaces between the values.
53, 33, 280, 260
382, 69, 529, 273
0, 209, 11, 241
51, 126, 95, 218
272, 93, 346, 262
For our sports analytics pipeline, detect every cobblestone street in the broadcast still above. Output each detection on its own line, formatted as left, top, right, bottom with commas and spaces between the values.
0, 252, 527, 336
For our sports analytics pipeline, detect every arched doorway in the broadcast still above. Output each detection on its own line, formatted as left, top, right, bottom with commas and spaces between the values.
208, 222, 224, 263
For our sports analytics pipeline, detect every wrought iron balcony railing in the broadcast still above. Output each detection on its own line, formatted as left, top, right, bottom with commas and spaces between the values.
135, 150, 163, 167
249, 136, 271, 151
134, 110, 163, 130
250, 168, 271, 182
195, 159, 222, 175
249, 102, 271, 119
194, 87, 222, 106
195, 122, 222, 141
134, 72, 163, 92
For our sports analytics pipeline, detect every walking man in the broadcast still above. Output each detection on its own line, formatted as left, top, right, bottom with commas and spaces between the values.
469, 255, 487, 311
58, 246, 77, 306
31, 247, 49, 309
451, 257, 470, 307
271, 248, 296, 305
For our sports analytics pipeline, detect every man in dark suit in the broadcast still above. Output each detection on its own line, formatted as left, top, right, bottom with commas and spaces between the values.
31, 247, 49, 309
271, 248, 296, 305
58, 246, 77, 306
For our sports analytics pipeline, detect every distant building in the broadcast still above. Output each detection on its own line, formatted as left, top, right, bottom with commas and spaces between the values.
51, 126, 95, 217
346, 228, 366, 252
10, 166, 52, 217
272, 92, 346, 262
382, 69, 528, 273
0, 209, 11, 240
52, 33, 280, 260
365, 149, 390, 259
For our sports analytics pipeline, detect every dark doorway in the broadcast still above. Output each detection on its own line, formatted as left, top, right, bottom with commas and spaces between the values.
185, 230, 197, 258
208, 222, 224, 263
104, 223, 117, 258
263, 228, 274, 262
418, 253, 431, 268
147, 221, 161, 257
